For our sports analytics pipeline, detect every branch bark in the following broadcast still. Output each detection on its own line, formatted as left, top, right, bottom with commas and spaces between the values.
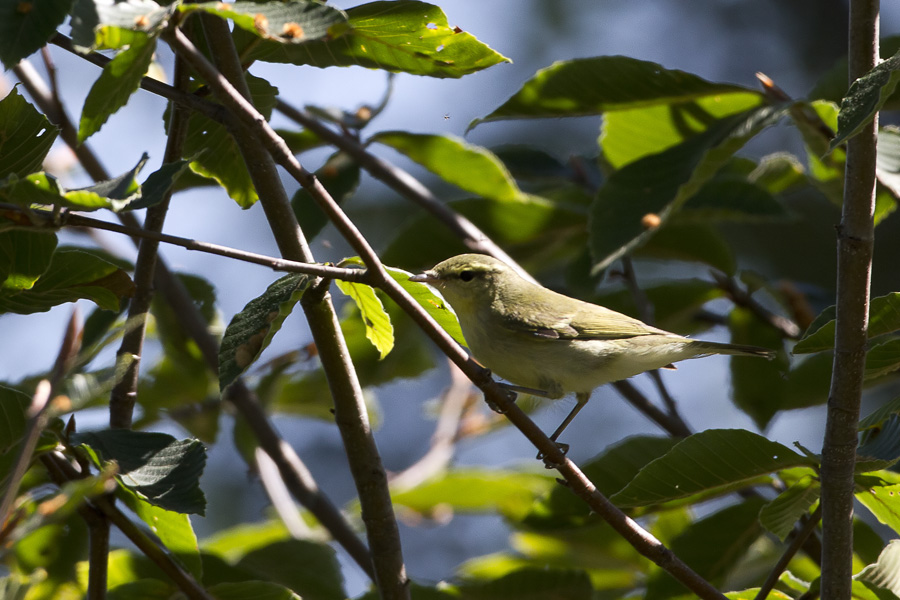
820, 1, 879, 597
179, 18, 409, 598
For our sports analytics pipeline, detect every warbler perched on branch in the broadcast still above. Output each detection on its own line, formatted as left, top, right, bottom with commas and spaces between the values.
410, 254, 775, 447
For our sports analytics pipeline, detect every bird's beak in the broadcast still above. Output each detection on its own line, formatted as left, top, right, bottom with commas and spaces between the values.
409, 270, 438, 284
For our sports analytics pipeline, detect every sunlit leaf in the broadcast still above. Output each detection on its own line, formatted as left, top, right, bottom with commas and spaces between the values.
610, 429, 816, 507
372, 131, 530, 202
239, 1, 509, 78
78, 33, 157, 142
589, 105, 787, 273
855, 471, 900, 535
334, 278, 394, 359
472, 56, 756, 129
855, 539, 900, 596
0, 229, 57, 291
235, 540, 345, 600
117, 485, 202, 577
0, 249, 134, 314
182, 0, 345, 44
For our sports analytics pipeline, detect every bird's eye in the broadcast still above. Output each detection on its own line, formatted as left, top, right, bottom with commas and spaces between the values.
459, 270, 475, 282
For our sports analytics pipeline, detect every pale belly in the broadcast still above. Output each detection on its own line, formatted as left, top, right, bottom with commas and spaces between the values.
463, 326, 701, 399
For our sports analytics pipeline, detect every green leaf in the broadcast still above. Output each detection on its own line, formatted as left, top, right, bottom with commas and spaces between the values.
65, 153, 148, 210
865, 338, 900, 380
0, 88, 59, 178
589, 104, 787, 273
238, 1, 509, 78
70, 0, 171, 51
860, 395, 900, 430
235, 540, 345, 600
858, 415, 900, 466
291, 151, 359, 241
71, 429, 207, 515
526, 436, 678, 527
372, 132, 530, 202
207, 581, 301, 600
127, 159, 191, 211
855, 471, 900, 535
0, 229, 57, 291
390, 470, 553, 520
634, 222, 736, 275
610, 429, 817, 507
387, 263, 465, 346
218, 273, 310, 390
855, 540, 900, 596
758, 476, 820, 541
0, 0, 71, 69
679, 177, 789, 222
0, 248, 134, 314
794, 292, 900, 354
334, 278, 393, 360
182, 1, 345, 44
601, 92, 764, 169
457, 567, 593, 600
78, 33, 157, 142
729, 307, 789, 429
182, 74, 278, 208
117, 486, 202, 578
645, 498, 767, 600
830, 50, 900, 151
471, 56, 758, 129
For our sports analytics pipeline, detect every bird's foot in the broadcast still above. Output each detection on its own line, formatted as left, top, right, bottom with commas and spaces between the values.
537, 441, 569, 469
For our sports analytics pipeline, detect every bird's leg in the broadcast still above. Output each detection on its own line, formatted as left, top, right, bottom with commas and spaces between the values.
537, 392, 590, 465
498, 382, 553, 398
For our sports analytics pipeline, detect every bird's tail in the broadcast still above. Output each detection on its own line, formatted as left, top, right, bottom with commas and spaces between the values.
689, 340, 776, 360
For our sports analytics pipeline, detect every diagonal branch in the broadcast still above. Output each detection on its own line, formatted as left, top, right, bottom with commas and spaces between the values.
162, 23, 728, 600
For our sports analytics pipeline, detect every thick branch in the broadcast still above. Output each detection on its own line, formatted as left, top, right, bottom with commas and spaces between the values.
163, 24, 728, 599
11, 61, 375, 580
820, 2, 879, 598
181, 18, 408, 597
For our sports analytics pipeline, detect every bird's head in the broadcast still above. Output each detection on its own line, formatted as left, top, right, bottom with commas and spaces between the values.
409, 254, 515, 312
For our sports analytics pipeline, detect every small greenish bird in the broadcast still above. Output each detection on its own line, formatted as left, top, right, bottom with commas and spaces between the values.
410, 254, 775, 445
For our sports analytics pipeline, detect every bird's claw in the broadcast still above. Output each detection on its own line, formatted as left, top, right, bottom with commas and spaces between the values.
537, 441, 569, 468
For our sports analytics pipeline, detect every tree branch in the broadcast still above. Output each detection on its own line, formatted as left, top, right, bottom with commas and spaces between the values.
274, 99, 536, 282
820, 2, 879, 597
109, 57, 190, 430
163, 23, 728, 599
11, 60, 376, 581
41, 453, 215, 600
180, 18, 408, 597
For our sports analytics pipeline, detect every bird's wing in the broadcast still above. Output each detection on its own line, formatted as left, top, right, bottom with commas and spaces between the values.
498, 300, 668, 341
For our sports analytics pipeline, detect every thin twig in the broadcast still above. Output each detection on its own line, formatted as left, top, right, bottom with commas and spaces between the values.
109, 57, 191, 429
754, 505, 823, 600
274, 99, 536, 283
618, 257, 686, 420
612, 381, 693, 438
0, 203, 371, 283
163, 24, 728, 600
710, 272, 802, 340
255, 447, 314, 539
12, 61, 376, 579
